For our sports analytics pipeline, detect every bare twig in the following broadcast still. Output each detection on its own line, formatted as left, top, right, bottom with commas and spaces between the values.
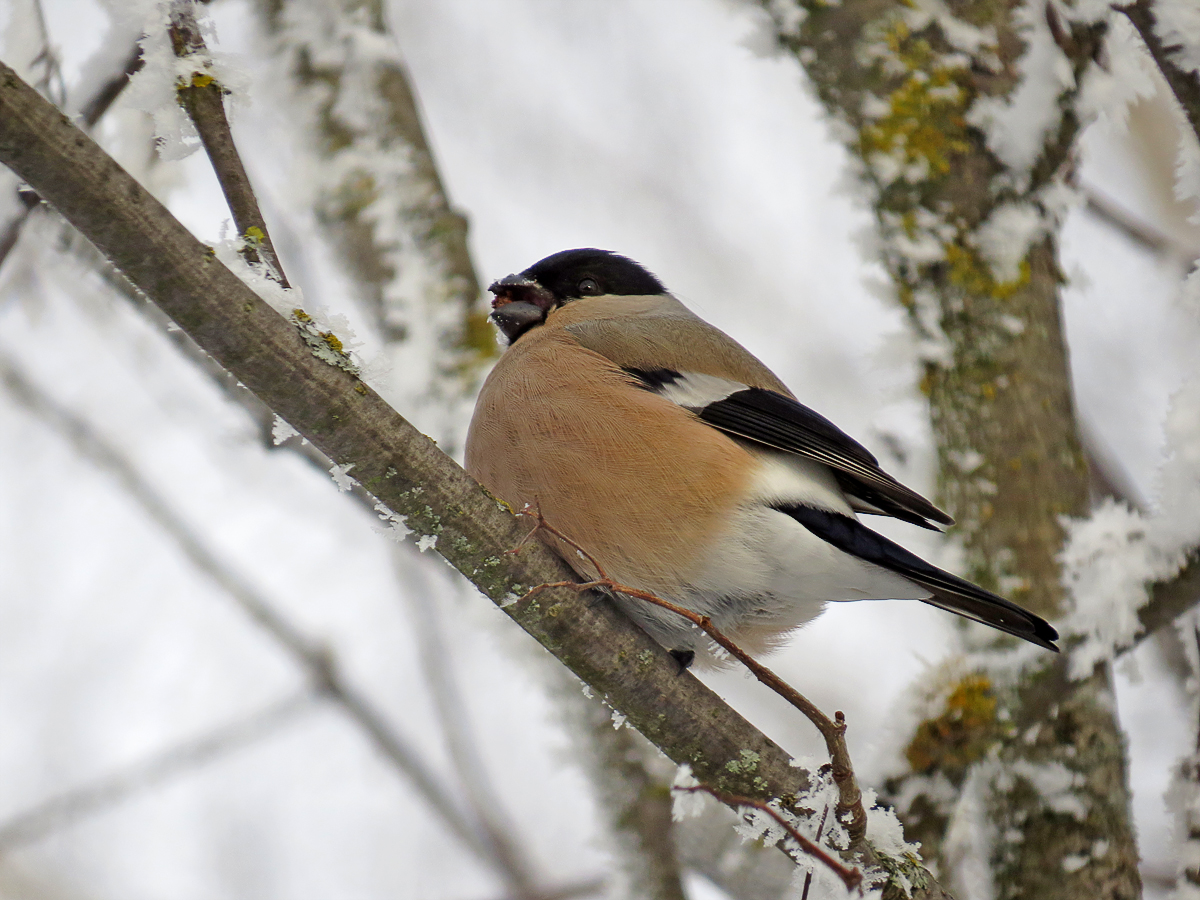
0, 351, 488, 868
673, 785, 862, 892
1119, 0, 1200, 152
514, 508, 870, 857
168, 1, 288, 285
0, 692, 314, 850
1081, 183, 1196, 261
77, 43, 145, 129
25, 0, 66, 105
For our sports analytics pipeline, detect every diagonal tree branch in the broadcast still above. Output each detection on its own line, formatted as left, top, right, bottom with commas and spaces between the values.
0, 59, 926, 892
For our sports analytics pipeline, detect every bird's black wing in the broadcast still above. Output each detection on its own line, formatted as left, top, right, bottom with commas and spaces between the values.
779, 504, 1059, 651
625, 369, 952, 530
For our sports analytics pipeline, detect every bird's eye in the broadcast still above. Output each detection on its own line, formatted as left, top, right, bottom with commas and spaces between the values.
578, 277, 601, 296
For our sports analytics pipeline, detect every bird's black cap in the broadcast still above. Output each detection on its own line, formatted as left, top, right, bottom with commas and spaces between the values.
516, 248, 666, 302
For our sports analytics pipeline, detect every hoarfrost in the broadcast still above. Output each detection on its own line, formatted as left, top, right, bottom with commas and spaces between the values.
670, 765, 705, 822
1176, 129, 1200, 225
1005, 760, 1088, 819
1062, 355, 1200, 678
211, 239, 302, 316
271, 415, 298, 445
863, 787, 922, 860
610, 709, 626, 730
329, 462, 356, 492
965, 1, 1074, 185
416, 534, 437, 553
1152, 0, 1200, 77
1074, 19, 1156, 133
1061, 854, 1087, 873
973, 201, 1044, 283
120, 1, 252, 163
373, 502, 411, 544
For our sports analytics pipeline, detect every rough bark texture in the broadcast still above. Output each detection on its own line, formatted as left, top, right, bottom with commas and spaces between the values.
757, 1, 1141, 896
0, 59, 866, 885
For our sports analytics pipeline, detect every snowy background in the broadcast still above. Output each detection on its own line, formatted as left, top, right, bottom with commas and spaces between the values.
0, 0, 1197, 897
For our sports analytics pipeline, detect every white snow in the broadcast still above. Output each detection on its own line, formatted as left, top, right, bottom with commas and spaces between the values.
965, 0, 1074, 186
271, 415, 298, 446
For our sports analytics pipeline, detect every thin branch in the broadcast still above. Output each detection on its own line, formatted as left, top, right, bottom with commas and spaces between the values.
673, 785, 862, 892
26, 0, 67, 105
168, 1, 288, 285
0, 692, 314, 850
1119, 0, 1200, 152
1080, 182, 1196, 261
77, 43, 145, 129
0, 350, 489, 868
515, 508, 869, 859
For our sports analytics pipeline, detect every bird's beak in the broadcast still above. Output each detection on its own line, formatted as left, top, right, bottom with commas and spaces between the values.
488, 275, 556, 343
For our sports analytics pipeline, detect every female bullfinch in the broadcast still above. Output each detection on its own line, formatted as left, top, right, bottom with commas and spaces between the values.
465, 249, 1058, 667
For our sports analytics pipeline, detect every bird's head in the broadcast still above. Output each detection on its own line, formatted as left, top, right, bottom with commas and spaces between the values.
488, 248, 666, 343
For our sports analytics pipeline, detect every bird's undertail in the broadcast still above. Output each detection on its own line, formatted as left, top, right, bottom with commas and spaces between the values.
777, 503, 1060, 652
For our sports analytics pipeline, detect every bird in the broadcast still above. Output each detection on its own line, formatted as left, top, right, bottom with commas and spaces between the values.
465, 248, 1059, 667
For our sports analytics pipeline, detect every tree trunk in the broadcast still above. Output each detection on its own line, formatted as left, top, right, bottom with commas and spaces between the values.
757, 1, 1141, 895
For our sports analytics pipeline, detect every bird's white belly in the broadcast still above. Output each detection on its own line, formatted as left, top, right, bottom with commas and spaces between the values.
609, 451, 929, 663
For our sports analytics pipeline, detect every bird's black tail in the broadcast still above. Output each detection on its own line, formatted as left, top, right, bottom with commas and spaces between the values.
777, 504, 1060, 652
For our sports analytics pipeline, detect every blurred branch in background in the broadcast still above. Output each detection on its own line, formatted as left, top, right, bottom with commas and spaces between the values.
755, 1, 1155, 896
0, 38, 142, 272
0, 350, 510, 884
254, 0, 495, 437
393, 550, 544, 898
0, 692, 315, 851
1080, 182, 1198, 262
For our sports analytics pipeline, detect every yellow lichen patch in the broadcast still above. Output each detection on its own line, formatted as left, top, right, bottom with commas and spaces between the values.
905, 674, 998, 778
322, 331, 345, 353
244, 225, 265, 245
191, 73, 214, 88
945, 242, 1031, 300
860, 23, 973, 179
919, 370, 935, 396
